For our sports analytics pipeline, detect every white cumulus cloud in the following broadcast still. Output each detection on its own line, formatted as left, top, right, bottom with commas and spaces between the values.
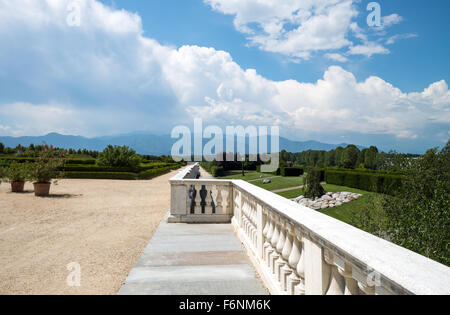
0, 0, 447, 146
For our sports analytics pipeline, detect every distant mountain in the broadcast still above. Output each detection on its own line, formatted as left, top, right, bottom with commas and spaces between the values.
0, 133, 361, 155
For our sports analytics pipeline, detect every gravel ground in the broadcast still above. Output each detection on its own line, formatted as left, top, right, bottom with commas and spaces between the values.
0, 170, 179, 295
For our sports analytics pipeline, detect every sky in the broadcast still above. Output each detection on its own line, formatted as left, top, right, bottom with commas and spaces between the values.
0, 0, 449, 153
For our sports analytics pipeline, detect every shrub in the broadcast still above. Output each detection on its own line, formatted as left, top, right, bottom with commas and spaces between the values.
211, 166, 225, 177
31, 147, 68, 183
305, 168, 325, 199
281, 167, 304, 177
138, 164, 182, 180
325, 170, 403, 195
0, 167, 4, 183
97, 145, 141, 169
4, 163, 33, 182
65, 158, 96, 165
64, 172, 137, 180
353, 142, 449, 266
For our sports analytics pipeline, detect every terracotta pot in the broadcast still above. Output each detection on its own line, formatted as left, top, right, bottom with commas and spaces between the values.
11, 181, 25, 193
34, 182, 51, 197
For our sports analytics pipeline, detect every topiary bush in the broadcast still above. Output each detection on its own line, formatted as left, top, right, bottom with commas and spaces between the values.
97, 145, 141, 170
281, 167, 304, 177
304, 168, 325, 199
325, 170, 403, 195
211, 166, 225, 177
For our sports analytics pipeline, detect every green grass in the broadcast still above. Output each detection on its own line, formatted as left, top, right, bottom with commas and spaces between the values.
276, 183, 380, 225
277, 188, 305, 199
221, 170, 304, 191
251, 176, 304, 191
220, 170, 275, 181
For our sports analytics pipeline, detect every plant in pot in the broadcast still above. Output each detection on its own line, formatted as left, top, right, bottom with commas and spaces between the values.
31, 146, 68, 197
4, 163, 33, 193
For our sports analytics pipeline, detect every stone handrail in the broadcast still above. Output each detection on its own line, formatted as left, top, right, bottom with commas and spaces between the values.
168, 165, 450, 295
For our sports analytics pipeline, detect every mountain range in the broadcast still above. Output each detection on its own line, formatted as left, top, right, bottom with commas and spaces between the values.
0, 133, 361, 155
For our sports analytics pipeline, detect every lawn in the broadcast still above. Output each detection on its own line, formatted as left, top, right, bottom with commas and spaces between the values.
220, 170, 274, 181
250, 176, 304, 191
277, 184, 380, 225
218, 170, 379, 227
220, 170, 304, 191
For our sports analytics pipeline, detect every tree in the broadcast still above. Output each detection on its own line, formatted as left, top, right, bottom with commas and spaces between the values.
304, 168, 325, 199
342, 145, 360, 169
324, 150, 336, 167
0, 142, 4, 154
364, 146, 379, 170
354, 141, 450, 265
97, 145, 141, 169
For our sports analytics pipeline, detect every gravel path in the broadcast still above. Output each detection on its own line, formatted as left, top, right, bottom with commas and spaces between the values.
0, 170, 179, 295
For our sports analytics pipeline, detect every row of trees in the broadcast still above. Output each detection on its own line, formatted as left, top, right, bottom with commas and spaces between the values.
281, 145, 420, 170
0, 143, 100, 158
0, 142, 176, 164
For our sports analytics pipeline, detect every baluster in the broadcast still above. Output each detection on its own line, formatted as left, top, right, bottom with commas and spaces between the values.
275, 219, 287, 282
270, 215, 280, 274
215, 185, 223, 214
280, 223, 293, 291
264, 210, 274, 267
205, 185, 213, 214
287, 232, 301, 295
324, 251, 345, 295
186, 184, 193, 214
338, 265, 360, 295
251, 200, 257, 246
194, 184, 202, 214
294, 233, 306, 295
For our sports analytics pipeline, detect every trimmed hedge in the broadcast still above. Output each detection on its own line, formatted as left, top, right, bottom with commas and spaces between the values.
64, 172, 137, 180
0, 156, 96, 165
211, 166, 225, 177
137, 165, 181, 180
63, 164, 183, 180
325, 170, 403, 195
281, 167, 304, 177
61, 162, 178, 173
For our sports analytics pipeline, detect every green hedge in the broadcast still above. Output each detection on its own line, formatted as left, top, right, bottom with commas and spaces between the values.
64, 172, 137, 180
63, 164, 183, 180
325, 170, 403, 195
211, 166, 225, 177
61, 162, 177, 173
137, 165, 182, 180
281, 167, 304, 177
0, 156, 96, 165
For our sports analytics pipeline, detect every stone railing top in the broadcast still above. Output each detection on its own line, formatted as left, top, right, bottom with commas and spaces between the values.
170, 163, 200, 181
232, 180, 450, 295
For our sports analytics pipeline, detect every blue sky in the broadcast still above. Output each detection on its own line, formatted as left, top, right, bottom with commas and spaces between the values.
0, 0, 449, 153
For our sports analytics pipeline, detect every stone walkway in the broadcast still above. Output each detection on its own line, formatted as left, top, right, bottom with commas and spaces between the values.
118, 215, 267, 295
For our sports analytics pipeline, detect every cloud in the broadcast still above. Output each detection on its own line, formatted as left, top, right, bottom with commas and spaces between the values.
386, 33, 418, 45
325, 53, 348, 62
381, 14, 403, 29
204, 0, 410, 60
0, 0, 448, 147
348, 42, 390, 57
205, 0, 357, 59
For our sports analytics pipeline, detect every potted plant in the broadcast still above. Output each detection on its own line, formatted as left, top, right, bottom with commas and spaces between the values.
31, 146, 68, 197
4, 163, 32, 193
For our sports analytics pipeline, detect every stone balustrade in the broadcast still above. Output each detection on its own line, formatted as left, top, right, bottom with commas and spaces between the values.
168, 164, 450, 295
